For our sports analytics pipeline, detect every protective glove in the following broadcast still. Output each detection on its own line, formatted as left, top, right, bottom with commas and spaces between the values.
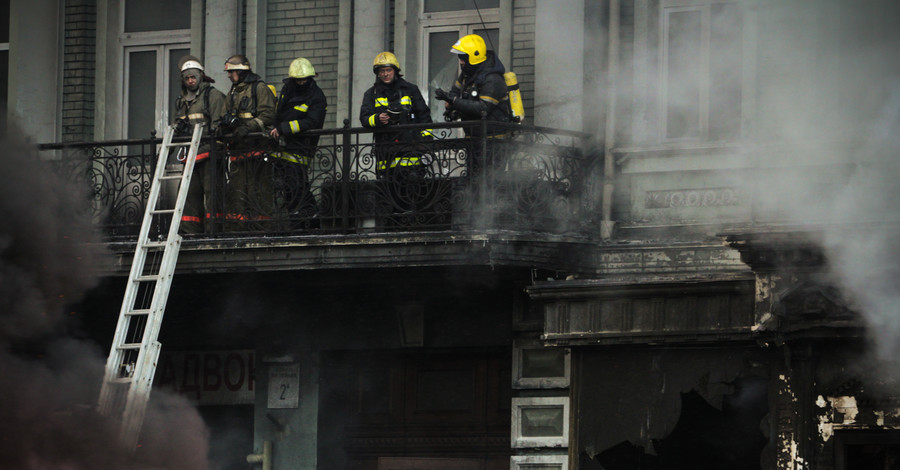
434, 88, 452, 103
231, 124, 250, 140
443, 109, 460, 122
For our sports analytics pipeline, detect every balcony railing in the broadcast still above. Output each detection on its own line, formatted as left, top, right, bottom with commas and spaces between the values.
38, 121, 597, 240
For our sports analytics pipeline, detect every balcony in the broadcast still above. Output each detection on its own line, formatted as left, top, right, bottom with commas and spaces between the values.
39, 121, 599, 274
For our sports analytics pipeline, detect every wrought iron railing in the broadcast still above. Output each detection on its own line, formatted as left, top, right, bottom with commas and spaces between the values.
38, 121, 597, 240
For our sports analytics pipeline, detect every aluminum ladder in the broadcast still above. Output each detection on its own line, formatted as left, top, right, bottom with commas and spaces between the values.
97, 123, 202, 451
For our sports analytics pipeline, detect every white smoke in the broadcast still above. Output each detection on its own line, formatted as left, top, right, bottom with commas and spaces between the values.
819, 80, 900, 361
746, 3, 900, 361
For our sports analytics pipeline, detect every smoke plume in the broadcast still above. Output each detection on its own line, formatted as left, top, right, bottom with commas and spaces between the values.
754, 4, 900, 362
0, 118, 210, 469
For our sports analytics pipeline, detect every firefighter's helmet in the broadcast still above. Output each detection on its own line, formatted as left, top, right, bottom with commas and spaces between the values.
224, 54, 252, 72
289, 58, 316, 79
372, 52, 401, 73
178, 55, 204, 73
450, 34, 487, 65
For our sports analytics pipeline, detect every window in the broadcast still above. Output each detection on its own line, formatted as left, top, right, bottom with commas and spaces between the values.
424, 0, 498, 13
124, 0, 190, 32
511, 397, 569, 448
661, 0, 743, 141
124, 45, 189, 139
834, 431, 900, 470
512, 340, 570, 389
120, 0, 190, 139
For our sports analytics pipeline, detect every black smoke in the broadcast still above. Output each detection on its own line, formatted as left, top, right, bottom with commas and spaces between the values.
0, 118, 210, 469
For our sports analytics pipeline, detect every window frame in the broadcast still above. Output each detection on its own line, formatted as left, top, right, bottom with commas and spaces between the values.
510, 454, 569, 470
656, 0, 748, 144
122, 41, 190, 139
118, 2, 190, 139
512, 340, 570, 390
416, 1, 501, 101
511, 396, 570, 449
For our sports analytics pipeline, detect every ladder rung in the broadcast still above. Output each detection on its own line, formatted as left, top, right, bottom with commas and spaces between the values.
159, 175, 183, 181
125, 309, 151, 316
169, 141, 192, 147
117, 343, 142, 350
142, 241, 169, 248
109, 377, 134, 384
134, 275, 160, 283
150, 209, 176, 215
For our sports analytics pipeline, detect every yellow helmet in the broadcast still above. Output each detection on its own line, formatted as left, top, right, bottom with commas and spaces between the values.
450, 34, 487, 65
372, 51, 401, 73
289, 57, 316, 78
224, 54, 251, 71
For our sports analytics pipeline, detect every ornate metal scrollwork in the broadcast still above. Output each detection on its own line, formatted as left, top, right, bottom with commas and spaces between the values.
41, 122, 595, 237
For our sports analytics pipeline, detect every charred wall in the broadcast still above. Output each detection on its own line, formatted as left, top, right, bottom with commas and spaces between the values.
575, 346, 773, 470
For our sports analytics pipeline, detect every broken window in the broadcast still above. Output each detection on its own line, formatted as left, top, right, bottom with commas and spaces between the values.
585, 376, 768, 470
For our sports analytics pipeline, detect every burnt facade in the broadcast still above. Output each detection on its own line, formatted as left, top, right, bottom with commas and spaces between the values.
7, 0, 900, 469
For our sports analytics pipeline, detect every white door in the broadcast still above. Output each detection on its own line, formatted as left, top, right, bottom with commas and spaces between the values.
123, 44, 190, 140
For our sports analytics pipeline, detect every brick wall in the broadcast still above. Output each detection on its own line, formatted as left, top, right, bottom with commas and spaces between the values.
512, 0, 535, 125
62, 0, 96, 143
266, 0, 340, 128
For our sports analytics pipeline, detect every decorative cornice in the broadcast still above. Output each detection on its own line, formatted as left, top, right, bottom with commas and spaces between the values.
645, 187, 743, 209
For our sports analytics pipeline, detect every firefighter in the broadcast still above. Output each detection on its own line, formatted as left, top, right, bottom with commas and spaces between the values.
439, 34, 512, 176
221, 54, 276, 230
269, 57, 327, 229
171, 55, 226, 234
359, 51, 433, 177
443, 34, 512, 128
359, 52, 434, 222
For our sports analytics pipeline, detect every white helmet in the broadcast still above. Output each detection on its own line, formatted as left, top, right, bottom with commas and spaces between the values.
181, 60, 204, 72
178, 55, 205, 73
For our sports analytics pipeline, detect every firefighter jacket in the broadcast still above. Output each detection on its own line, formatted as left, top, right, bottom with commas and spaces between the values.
273, 77, 327, 165
225, 72, 276, 135
359, 77, 433, 145
171, 80, 226, 157
449, 50, 511, 136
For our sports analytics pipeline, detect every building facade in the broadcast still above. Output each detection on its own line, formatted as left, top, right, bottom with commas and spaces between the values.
5, 0, 900, 469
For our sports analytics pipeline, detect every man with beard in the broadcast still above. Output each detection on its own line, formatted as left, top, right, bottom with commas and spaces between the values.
221, 54, 276, 230
171, 55, 225, 234
269, 57, 327, 228
359, 52, 433, 222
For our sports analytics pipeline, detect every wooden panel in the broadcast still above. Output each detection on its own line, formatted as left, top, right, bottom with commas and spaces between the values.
321, 351, 511, 469
405, 358, 486, 426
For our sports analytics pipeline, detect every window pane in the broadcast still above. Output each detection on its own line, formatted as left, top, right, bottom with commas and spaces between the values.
472, 27, 499, 54
666, 10, 702, 139
0, 0, 9, 43
425, 0, 498, 13
521, 407, 564, 437
709, 3, 743, 141
427, 30, 462, 123
169, 47, 190, 117
128, 50, 157, 139
0, 50, 7, 116
521, 349, 566, 378
125, 0, 190, 33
